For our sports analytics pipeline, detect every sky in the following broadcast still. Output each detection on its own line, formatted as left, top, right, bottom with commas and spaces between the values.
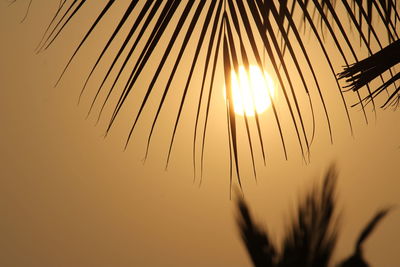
1, 1, 400, 266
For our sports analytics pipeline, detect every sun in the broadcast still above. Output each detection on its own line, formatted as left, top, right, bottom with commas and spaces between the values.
230, 65, 275, 116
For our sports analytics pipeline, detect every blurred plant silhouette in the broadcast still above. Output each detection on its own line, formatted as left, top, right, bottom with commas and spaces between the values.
236, 165, 391, 267
12, 0, 400, 182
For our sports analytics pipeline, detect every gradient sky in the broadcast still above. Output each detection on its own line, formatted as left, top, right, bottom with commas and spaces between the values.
1, 1, 400, 266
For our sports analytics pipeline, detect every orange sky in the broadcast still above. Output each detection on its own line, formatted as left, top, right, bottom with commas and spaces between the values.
1, 1, 399, 266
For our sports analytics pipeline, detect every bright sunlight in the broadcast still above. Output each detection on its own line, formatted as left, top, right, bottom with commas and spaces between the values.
230, 65, 275, 116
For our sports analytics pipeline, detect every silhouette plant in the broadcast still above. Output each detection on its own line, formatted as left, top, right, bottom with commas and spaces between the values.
236, 165, 391, 266
338, 39, 400, 109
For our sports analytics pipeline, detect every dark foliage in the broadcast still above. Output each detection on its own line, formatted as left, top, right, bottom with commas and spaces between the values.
236, 166, 391, 266
338, 39, 400, 109
13, 1, 400, 182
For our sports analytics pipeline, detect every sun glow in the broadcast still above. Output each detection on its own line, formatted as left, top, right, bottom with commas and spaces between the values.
229, 65, 275, 116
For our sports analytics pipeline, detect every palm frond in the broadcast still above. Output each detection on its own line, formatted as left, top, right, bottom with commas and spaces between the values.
279, 165, 338, 266
236, 195, 276, 266
338, 39, 400, 108
235, 165, 392, 267
236, 165, 339, 266
339, 207, 392, 267
25, 0, 400, 182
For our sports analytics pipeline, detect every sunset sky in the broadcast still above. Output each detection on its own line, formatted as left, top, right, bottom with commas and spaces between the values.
1, 1, 399, 266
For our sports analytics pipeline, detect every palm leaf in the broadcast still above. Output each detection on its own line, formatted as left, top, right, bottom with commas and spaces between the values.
235, 165, 392, 267
279, 165, 338, 266
339, 207, 392, 266
236, 193, 277, 266
25, 0, 399, 182
236, 165, 339, 267
338, 39, 400, 108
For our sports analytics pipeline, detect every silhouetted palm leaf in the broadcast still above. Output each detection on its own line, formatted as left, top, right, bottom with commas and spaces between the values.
21, 1, 400, 182
279, 166, 337, 266
338, 39, 400, 109
339, 207, 391, 267
236, 165, 392, 267
237, 196, 276, 266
